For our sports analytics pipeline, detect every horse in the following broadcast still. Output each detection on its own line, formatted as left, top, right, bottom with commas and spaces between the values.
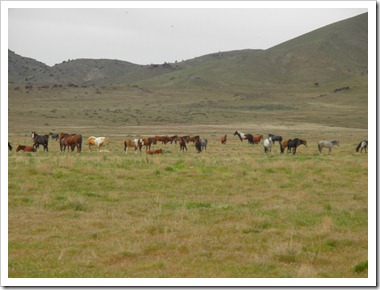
220, 135, 227, 144
147, 149, 163, 155
356, 140, 368, 153
318, 140, 339, 154
194, 136, 207, 153
62, 134, 82, 153
185, 136, 199, 144
234, 131, 246, 142
245, 134, 254, 144
155, 136, 170, 144
263, 138, 273, 153
197, 138, 208, 152
59, 132, 76, 151
253, 135, 264, 144
124, 138, 141, 154
16, 145, 36, 152
288, 138, 307, 155
49, 132, 59, 141
88, 136, 109, 151
140, 137, 156, 151
168, 135, 178, 144
177, 136, 188, 152
281, 140, 289, 154
8, 142, 12, 151
32, 131, 49, 152
268, 134, 283, 145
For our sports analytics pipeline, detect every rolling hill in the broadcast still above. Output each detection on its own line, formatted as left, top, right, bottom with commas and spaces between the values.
8, 12, 368, 89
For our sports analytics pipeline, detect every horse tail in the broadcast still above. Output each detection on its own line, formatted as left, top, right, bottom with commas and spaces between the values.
318, 142, 322, 153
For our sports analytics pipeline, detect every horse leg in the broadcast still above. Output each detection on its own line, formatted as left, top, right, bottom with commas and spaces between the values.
328, 148, 331, 154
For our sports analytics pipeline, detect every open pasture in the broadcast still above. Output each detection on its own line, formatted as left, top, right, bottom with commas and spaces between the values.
8, 124, 368, 278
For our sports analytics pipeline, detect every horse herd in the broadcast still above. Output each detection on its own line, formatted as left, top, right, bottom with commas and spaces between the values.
231, 131, 367, 155
9, 130, 368, 156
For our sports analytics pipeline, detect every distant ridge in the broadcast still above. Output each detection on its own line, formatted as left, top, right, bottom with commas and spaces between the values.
8, 12, 367, 87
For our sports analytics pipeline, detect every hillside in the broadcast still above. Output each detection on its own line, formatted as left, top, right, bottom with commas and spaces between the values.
8, 12, 368, 89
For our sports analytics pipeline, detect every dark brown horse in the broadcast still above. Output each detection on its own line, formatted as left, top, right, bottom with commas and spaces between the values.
177, 136, 188, 152
16, 145, 36, 152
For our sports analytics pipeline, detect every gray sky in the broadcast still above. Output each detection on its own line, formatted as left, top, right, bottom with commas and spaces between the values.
8, 7, 367, 66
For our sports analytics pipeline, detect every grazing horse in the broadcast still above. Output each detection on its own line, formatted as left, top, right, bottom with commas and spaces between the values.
124, 138, 141, 154
177, 136, 188, 152
16, 145, 36, 152
32, 131, 49, 152
147, 149, 163, 155
220, 135, 227, 144
356, 140, 368, 153
8, 142, 12, 151
268, 134, 283, 145
263, 138, 273, 153
49, 132, 59, 141
88, 136, 109, 151
62, 134, 82, 153
287, 138, 307, 155
140, 137, 156, 151
234, 131, 246, 142
318, 140, 339, 154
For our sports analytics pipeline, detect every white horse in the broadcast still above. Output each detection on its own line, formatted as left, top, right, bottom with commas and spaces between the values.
318, 140, 339, 154
355, 140, 368, 153
234, 130, 246, 142
263, 138, 273, 153
88, 136, 109, 151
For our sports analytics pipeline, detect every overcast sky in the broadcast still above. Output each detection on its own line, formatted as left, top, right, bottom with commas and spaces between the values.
8, 6, 367, 66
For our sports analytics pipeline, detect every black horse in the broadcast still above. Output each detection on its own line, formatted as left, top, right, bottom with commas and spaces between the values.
49, 132, 59, 141
268, 134, 283, 145
287, 138, 307, 155
245, 134, 254, 144
32, 131, 49, 152
8, 142, 12, 151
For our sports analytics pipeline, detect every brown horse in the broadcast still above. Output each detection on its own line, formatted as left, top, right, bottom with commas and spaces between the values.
16, 145, 36, 152
124, 138, 141, 153
221, 135, 227, 144
140, 137, 156, 151
186, 136, 199, 144
177, 136, 188, 152
59, 132, 76, 151
155, 136, 170, 144
253, 135, 264, 144
147, 149, 163, 155
62, 134, 82, 153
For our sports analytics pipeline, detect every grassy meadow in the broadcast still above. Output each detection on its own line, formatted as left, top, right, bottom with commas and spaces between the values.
7, 84, 368, 279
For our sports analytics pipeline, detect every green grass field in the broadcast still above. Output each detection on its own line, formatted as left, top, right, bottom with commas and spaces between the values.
8, 122, 368, 278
